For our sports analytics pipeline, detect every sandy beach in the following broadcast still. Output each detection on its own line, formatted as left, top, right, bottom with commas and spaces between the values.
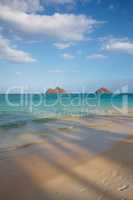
0, 115, 133, 200
0, 0, 133, 199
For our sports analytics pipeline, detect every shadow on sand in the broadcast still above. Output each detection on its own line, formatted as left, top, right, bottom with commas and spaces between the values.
0, 118, 132, 200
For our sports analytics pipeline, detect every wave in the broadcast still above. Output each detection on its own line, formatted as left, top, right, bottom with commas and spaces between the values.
31, 117, 57, 123
0, 141, 45, 157
0, 116, 58, 130
0, 121, 28, 130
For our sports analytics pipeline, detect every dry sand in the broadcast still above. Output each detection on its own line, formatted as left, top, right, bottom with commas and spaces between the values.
0, 116, 133, 200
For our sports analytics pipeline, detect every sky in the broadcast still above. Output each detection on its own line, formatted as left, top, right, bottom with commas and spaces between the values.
0, 0, 133, 93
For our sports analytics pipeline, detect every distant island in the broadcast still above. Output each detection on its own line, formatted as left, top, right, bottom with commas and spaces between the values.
46, 87, 66, 94
46, 87, 111, 94
96, 87, 111, 94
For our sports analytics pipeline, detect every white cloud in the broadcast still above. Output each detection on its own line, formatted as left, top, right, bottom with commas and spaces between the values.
0, 5, 101, 42
87, 53, 106, 59
62, 53, 74, 59
0, 0, 74, 14
46, 0, 74, 4
0, 1, 105, 64
0, 0, 90, 14
104, 38, 133, 54
0, 0, 42, 13
0, 0, 75, 14
48, 69, 64, 73
54, 42, 73, 49
0, 36, 36, 63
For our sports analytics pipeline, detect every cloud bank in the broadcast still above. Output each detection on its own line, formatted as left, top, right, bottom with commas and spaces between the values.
87, 53, 106, 59
0, 36, 36, 63
0, 1, 103, 63
0, 6, 99, 42
62, 53, 74, 59
0, 0, 42, 13
54, 42, 73, 49
104, 38, 133, 54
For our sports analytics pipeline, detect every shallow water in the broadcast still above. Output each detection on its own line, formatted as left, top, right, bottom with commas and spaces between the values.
0, 93, 133, 125
0, 93, 132, 153
0, 116, 130, 158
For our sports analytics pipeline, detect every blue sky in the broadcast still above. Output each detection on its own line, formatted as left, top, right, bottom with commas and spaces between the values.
0, 0, 133, 93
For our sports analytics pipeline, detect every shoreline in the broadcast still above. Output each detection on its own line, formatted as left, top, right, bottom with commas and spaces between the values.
0, 115, 133, 199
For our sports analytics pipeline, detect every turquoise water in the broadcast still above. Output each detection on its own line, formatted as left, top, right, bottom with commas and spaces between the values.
0, 93, 133, 150
0, 93, 133, 126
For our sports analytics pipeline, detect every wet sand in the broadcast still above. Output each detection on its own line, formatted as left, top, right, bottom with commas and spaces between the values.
0, 116, 133, 200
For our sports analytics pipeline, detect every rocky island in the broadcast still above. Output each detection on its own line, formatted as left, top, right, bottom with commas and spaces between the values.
96, 87, 111, 94
46, 87, 66, 94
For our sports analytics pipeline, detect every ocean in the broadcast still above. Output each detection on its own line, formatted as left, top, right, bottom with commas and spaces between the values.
0, 93, 133, 126
0, 93, 132, 152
